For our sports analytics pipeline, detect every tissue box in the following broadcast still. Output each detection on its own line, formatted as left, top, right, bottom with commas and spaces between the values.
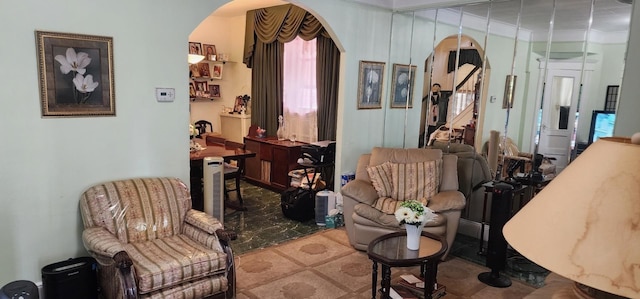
325, 215, 336, 228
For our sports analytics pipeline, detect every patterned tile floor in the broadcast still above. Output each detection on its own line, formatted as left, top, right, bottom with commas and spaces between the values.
224, 180, 548, 287
223, 181, 325, 255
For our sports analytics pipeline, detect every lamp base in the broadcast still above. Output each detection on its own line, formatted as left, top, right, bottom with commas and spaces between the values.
478, 271, 512, 288
572, 282, 627, 299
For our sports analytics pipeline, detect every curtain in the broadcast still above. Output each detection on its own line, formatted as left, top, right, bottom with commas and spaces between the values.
244, 4, 337, 139
251, 39, 283, 135
316, 35, 340, 141
283, 37, 318, 143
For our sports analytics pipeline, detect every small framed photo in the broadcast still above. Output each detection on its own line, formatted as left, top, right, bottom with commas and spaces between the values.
197, 62, 210, 77
189, 82, 196, 98
211, 64, 223, 80
390, 63, 417, 108
189, 42, 202, 55
357, 60, 385, 109
209, 84, 221, 97
35, 31, 115, 117
194, 82, 209, 97
203, 44, 217, 61
189, 64, 201, 78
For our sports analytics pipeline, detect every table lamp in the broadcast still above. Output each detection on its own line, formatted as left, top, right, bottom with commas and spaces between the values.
503, 135, 640, 299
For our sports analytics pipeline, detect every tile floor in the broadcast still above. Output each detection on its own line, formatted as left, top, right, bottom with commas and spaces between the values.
223, 180, 549, 287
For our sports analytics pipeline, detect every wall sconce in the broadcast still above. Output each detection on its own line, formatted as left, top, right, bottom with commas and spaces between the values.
502, 74, 516, 109
188, 54, 205, 65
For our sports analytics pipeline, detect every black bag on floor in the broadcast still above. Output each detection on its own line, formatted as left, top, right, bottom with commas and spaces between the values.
281, 187, 315, 222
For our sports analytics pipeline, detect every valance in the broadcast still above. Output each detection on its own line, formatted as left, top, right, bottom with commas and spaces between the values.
244, 4, 328, 67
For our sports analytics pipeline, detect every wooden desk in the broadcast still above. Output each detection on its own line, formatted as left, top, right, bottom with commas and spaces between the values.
189, 139, 256, 211
243, 136, 304, 192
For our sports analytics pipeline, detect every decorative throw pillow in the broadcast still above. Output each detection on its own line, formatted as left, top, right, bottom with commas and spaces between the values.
367, 161, 394, 198
390, 160, 442, 204
372, 197, 401, 214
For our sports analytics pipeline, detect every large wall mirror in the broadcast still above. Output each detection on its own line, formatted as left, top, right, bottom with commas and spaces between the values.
377, 0, 631, 236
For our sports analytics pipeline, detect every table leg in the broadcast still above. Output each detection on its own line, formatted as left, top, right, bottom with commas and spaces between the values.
381, 264, 391, 299
371, 261, 378, 299
422, 261, 438, 299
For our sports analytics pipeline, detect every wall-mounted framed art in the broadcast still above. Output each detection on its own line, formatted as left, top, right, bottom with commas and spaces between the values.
357, 60, 385, 109
36, 31, 115, 117
390, 63, 417, 108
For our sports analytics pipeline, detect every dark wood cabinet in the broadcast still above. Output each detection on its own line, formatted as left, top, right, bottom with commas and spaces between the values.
243, 136, 303, 192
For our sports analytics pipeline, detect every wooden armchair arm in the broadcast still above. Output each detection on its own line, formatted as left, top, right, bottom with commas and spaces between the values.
113, 251, 138, 299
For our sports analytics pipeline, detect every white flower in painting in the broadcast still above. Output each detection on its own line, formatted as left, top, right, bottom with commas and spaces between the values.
397, 72, 408, 85
73, 74, 99, 93
54, 47, 91, 75
367, 69, 379, 85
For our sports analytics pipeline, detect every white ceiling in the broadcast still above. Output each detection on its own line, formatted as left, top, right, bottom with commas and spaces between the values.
212, 0, 632, 35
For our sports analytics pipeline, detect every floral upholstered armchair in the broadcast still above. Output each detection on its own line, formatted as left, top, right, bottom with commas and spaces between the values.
80, 177, 236, 299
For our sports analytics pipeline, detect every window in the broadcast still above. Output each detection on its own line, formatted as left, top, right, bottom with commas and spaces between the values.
283, 36, 318, 143
604, 85, 618, 112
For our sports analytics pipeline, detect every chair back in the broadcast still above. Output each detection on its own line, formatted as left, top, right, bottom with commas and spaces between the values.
195, 120, 213, 137
80, 177, 191, 244
355, 147, 460, 192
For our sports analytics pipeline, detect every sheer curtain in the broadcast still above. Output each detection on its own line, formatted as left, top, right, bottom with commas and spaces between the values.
283, 36, 318, 143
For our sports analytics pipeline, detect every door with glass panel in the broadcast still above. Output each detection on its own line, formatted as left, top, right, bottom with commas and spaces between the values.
536, 66, 591, 173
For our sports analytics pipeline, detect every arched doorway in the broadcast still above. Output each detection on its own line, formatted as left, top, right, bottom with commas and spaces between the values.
419, 34, 490, 149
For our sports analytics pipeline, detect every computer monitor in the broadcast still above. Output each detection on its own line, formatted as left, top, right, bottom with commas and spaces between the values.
587, 110, 616, 145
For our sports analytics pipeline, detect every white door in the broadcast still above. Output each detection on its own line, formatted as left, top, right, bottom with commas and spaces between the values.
533, 60, 593, 174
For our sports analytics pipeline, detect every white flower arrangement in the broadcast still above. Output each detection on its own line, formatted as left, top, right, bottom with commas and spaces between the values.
394, 200, 436, 227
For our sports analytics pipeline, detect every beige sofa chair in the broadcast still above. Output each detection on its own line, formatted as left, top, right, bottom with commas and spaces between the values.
80, 177, 236, 299
429, 141, 492, 222
341, 147, 466, 258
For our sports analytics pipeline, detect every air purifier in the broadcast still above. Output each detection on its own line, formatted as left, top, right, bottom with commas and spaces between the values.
203, 156, 225, 224
315, 190, 336, 226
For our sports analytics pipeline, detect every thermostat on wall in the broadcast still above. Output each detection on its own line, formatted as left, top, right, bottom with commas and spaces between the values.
156, 88, 175, 102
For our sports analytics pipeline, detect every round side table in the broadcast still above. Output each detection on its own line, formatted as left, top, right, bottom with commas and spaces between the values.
367, 231, 447, 299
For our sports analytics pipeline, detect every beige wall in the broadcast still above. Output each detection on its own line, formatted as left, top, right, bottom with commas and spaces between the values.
189, 15, 252, 134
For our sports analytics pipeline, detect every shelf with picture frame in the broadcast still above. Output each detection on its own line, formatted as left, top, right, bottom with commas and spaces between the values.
189, 82, 222, 102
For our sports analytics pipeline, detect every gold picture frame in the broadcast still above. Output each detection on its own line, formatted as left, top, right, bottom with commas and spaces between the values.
36, 31, 115, 117
390, 63, 417, 108
357, 60, 385, 109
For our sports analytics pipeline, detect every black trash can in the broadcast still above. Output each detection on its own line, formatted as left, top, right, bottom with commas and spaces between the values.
41, 257, 98, 299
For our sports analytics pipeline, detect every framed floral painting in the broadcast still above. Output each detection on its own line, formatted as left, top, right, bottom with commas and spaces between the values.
357, 60, 385, 109
36, 31, 115, 117
390, 63, 417, 108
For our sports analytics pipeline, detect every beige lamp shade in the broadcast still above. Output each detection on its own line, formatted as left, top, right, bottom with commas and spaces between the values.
503, 137, 640, 298
188, 54, 205, 64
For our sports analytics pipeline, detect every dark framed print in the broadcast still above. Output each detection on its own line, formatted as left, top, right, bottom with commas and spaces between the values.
357, 60, 385, 109
36, 31, 115, 117
203, 44, 217, 61
189, 42, 202, 55
209, 84, 220, 97
390, 63, 417, 108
